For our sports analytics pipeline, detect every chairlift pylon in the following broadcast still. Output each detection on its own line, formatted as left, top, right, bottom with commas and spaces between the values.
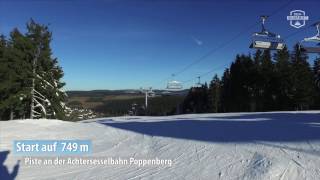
147, 87, 156, 97
299, 22, 320, 53
194, 76, 202, 87
250, 15, 285, 50
141, 87, 156, 97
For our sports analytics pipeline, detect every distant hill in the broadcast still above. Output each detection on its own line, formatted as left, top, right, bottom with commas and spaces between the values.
66, 89, 189, 117
67, 89, 189, 97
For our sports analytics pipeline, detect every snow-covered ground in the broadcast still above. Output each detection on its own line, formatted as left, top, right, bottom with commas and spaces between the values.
1, 111, 320, 180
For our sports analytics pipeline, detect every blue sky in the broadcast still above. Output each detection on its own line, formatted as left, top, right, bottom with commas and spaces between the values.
0, 0, 319, 90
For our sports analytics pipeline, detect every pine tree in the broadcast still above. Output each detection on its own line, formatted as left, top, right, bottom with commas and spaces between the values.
0, 35, 7, 119
202, 82, 209, 112
208, 74, 221, 113
220, 68, 231, 112
228, 56, 243, 111
274, 47, 293, 110
182, 84, 209, 113
228, 54, 255, 112
26, 20, 67, 119
312, 57, 320, 108
314, 57, 320, 88
251, 50, 264, 111
0, 29, 32, 120
0, 20, 67, 120
290, 44, 315, 110
260, 50, 277, 111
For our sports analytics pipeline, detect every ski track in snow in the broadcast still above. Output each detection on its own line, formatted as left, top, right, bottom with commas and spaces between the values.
1, 111, 320, 180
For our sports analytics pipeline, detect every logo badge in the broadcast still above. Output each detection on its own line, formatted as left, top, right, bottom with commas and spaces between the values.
287, 10, 309, 28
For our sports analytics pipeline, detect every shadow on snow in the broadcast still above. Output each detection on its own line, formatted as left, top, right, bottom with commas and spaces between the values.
99, 113, 320, 142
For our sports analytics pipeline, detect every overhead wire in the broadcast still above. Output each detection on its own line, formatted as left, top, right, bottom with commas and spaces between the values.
178, 0, 303, 85
182, 17, 320, 86
170, 0, 296, 78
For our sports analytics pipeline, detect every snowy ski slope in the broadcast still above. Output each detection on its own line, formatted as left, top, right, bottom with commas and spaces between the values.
1, 111, 320, 180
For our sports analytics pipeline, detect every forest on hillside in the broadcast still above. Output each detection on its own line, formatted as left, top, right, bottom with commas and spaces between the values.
182, 45, 320, 113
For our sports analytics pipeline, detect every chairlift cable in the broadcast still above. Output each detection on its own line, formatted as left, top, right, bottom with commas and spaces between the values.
170, 0, 295, 78
155, 0, 295, 89
181, 18, 320, 87
173, 21, 260, 78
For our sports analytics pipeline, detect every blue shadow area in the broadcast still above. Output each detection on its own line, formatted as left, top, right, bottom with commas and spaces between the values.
99, 113, 320, 142
0, 151, 20, 180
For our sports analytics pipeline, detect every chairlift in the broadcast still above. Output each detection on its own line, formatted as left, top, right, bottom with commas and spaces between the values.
166, 74, 183, 91
140, 87, 156, 97
250, 15, 285, 50
147, 87, 156, 97
299, 22, 320, 53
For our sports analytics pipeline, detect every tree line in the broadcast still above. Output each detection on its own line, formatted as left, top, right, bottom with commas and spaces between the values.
182, 45, 320, 113
1, 20, 320, 120
0, 20, 67, 120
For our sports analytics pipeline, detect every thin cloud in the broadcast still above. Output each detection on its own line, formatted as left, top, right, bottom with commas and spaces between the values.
191, 36, 203, 46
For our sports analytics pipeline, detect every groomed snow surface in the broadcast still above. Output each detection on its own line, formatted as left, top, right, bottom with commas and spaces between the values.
1, 111, 320, 180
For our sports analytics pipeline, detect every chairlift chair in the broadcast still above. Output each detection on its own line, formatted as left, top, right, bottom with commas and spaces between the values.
166, 80, 183, 91
250, 16, 285, 50
299, 22, 320, 53
166, 74, 183, 91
